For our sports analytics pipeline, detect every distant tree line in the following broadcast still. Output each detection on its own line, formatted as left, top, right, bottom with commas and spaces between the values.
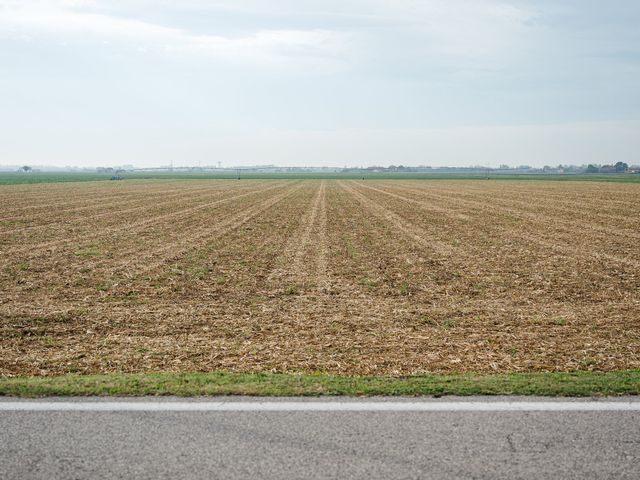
586, 162, 628, 174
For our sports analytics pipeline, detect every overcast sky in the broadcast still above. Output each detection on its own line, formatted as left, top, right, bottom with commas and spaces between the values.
1, 0, 639, 168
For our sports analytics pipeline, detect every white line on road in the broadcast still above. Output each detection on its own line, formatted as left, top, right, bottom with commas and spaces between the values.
1, 401, 639, 412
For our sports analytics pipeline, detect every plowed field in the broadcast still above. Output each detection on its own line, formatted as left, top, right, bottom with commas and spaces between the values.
1, 179, 639, 376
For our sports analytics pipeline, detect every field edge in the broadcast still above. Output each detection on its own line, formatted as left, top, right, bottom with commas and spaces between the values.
1, 371, 638, 397
2, 172, 639, 185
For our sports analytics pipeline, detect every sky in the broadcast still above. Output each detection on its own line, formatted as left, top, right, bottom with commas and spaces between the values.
1, 0, 639, 168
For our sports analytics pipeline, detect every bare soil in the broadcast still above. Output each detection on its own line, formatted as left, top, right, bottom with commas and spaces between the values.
1, 179, 639, 376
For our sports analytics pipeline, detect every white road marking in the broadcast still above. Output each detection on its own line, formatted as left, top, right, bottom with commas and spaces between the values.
0, 401, 639, 412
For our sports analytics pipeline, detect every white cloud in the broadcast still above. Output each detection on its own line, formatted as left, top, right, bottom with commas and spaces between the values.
0, 1, 350, 71
371, 0, 537, 53
157, 0, 539, 59
0, 0, 546, 76
166, 29, 349, 71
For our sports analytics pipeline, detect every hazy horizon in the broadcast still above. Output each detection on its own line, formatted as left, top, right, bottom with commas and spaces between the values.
2, 1, 639, 168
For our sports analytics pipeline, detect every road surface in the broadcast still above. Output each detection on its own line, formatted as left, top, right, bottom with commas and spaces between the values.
1, 397, 639, 479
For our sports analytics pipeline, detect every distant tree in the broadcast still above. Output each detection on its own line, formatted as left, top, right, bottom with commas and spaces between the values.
21, 166, 32, 173
586, 164, 599, 173
614, 161, 629, 173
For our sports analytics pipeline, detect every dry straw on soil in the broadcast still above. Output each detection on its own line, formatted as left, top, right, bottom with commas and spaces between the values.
1, 179, 639, 376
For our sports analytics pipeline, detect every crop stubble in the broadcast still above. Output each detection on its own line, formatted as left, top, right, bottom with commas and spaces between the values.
1, 179, 639, 376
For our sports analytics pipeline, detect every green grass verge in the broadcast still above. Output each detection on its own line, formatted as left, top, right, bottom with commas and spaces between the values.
1, 371, 638, 397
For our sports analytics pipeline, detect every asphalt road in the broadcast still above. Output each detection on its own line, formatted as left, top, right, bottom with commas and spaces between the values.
1, 397, 639, 479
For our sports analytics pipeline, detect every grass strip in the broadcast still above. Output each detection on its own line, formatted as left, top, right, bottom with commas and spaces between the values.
2, 172, 639, 185
0, 371, 638, 397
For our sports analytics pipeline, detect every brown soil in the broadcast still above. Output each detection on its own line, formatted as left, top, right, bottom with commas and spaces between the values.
1, 179, 639, 376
